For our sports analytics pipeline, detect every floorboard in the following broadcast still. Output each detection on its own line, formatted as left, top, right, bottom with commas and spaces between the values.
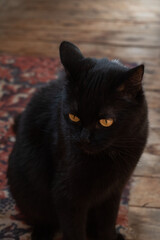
129, 207, 160, 240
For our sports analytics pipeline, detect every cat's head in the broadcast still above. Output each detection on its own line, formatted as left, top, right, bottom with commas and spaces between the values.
59, 41, 146, 154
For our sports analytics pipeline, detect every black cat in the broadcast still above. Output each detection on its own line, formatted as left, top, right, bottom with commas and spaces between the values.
7, 41, 148, 240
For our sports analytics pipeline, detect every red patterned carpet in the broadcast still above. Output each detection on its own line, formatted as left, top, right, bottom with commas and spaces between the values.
0, 55, 129, 239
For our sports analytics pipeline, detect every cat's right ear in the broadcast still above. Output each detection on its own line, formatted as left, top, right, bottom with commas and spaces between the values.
59, 41, 84, 76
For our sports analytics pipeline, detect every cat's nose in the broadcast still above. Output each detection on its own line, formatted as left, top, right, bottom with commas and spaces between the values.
80, 128, 90, 143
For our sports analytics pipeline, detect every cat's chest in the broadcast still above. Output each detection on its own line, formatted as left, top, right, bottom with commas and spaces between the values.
59, 153, 120, 202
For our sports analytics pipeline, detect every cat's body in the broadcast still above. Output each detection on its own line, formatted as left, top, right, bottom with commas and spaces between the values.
7, 42, 148, 240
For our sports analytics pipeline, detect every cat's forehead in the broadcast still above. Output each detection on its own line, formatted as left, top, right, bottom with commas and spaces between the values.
73, 59, 128, 96
66, 59, 129, 123
70, 97, 117, 119
88, 58, 127, 74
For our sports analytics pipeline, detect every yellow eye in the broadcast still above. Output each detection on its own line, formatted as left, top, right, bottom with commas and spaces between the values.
99, 118, 114, 127
69, 113, 80, 123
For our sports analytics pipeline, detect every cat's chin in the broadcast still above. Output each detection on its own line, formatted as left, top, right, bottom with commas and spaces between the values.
81, 148, 99, 155
78, 144, 107, 155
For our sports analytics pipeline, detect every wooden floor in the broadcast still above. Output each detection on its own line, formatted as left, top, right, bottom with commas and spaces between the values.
0, 0, 160, 239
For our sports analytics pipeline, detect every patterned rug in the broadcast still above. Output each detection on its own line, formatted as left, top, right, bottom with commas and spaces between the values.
0, 55, 130, 240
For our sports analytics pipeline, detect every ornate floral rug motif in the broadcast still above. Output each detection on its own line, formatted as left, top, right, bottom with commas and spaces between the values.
0, 55, 130, 239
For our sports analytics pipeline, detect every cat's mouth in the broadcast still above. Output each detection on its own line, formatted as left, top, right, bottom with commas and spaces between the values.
77, 142, 107, 155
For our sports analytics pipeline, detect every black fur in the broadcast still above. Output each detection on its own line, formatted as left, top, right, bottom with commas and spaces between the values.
7, 41, 148, 240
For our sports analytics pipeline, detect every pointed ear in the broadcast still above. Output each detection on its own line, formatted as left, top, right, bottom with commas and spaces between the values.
128, 64, 144, 89
118, 64, 144, 97
59, 41, 84, 75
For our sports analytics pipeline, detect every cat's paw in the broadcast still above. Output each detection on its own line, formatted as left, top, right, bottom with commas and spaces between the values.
116, 233, 125, 240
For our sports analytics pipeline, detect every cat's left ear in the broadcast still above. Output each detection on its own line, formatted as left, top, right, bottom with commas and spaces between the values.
119, 64, 144, 97
59, 41, 84, 76
128, 64, 144, 88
